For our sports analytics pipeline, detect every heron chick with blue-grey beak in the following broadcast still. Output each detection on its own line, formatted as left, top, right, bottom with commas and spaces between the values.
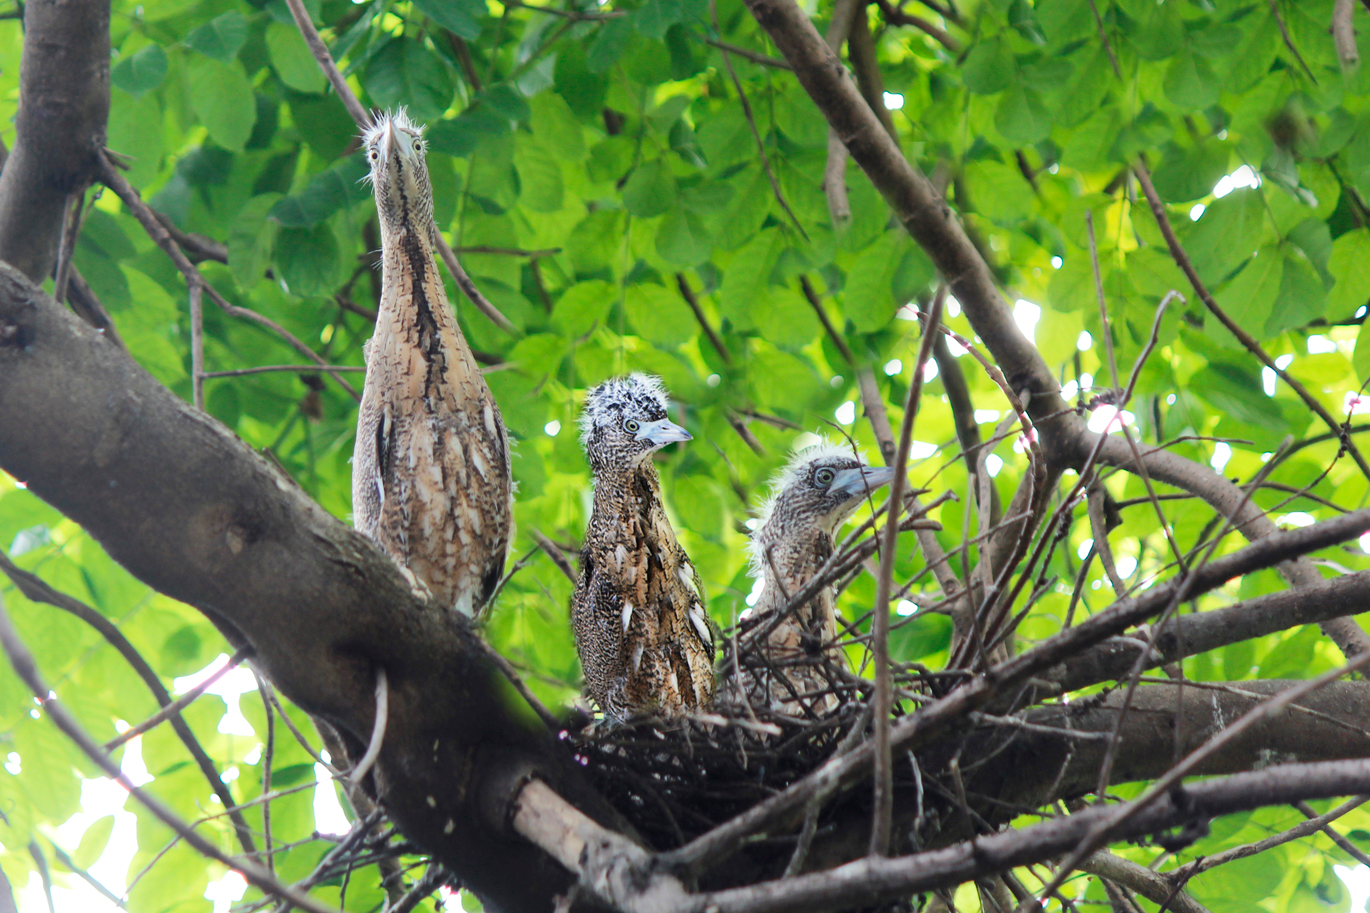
730, 442, 896, 718
351, 109, 514, 618
573, 374, 716, 722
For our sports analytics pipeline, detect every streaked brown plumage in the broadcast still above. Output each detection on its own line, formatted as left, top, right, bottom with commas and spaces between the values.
573, 375, 715, 722
733, 442, 894, 717
352, 109, 514, 617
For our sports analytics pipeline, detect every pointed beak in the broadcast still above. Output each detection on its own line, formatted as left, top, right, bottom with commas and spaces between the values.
635, 418, 692, 447
831, 465, 897, 499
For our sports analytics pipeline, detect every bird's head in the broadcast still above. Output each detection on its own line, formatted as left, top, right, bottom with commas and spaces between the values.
580, 374, 691, 471
752, 442, 896, 565
362, 108, 436, 242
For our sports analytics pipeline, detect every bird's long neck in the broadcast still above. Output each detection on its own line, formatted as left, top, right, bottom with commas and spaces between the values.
754, 526, 834, 619
591, 460, 663, 536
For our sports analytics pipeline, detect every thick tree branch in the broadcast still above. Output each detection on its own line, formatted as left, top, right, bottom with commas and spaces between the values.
0, 263, 621, 913
0, 0, 109, 282
692, 759, 1370, 913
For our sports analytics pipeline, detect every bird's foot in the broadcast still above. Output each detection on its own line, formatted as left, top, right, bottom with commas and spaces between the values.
398, 566, 434, 603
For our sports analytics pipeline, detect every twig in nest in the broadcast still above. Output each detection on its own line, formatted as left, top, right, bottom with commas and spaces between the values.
351, 666, 389, 784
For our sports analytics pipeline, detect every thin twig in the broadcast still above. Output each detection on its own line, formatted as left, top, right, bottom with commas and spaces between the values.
282, 0, 371, 128
1133, 161, 1370, 486
97, 155, 360, 402
703, 37, 791, 69
190, 284, 205, 410
870, 289, 943, 855
202, 365, 366, 378
257, 674, 277, 875
350, 666, 389, 784
0, 551, 260, 856
872, 0, 961, 51
1270, 0, 1318, 82
0, 594, 340, 913
531, 529, 579, 583
677, 273, 730, 364
712, 0, 808, 240
105, 646, 253, 750
1333, 0, 1360, 73
800, 275, 854, 366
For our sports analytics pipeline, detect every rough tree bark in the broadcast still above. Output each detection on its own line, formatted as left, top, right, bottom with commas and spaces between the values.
0, 0, 109, 283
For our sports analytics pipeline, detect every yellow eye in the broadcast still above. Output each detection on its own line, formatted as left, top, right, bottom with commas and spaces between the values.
814, 467, 836, 486
624, 419, 641, 433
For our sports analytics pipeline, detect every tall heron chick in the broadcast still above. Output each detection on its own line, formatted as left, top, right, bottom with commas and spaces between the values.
352, 109, 514, 617
574, 375, 715, 722
736, 443, 895, 716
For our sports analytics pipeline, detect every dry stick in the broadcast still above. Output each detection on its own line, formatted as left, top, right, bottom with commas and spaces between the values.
800, 275, 855, 365
46, 839, 127, 909
52, 188, 85, 305
256, 674, 277, 874
1333, 0, 1360, 73
1094, 436, 1289, 806
0, 551, 259, 856
1086, 482, 1126, 597
202, 365, 367, 378
712, 0, 809, 241
1293, 799, 1370, 866
350, 666, 388, 785
1024, 651, 1370, 913
282, 0, 370, 128
870, 289, 942, 856
1079, 853, 1209, 913
1133, 162, 1370, 484
871, 0, 961, 52
189, 284, 205, 410
282, 0, 514, 334
677, 273, 730, 364
1269, 0, 1318, 83
1186, 796, 1369, 875
1085, 211, 1120, 391
472, 635, 562, 732
703, 37, 792, 69
531, 528, 578, 583
0, 594, 342, 913
106, 646, 253, 751
97, 157, 360, 402
821, 0, 860, 224
664, 509, 1370, 875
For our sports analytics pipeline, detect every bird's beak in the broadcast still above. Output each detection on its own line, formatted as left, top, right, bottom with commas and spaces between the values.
635, 418, 692, 447
830, 465, 897, 498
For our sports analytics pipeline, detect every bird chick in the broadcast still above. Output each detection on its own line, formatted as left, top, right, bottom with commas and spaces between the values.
352, 109, 514, 617
734, 442, 895, 717
573, 374, 715, 722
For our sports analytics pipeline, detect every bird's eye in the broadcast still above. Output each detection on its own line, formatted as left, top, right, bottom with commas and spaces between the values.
369, 149, 379, 161
624, 418, 641, 433
814, 467, 836, 486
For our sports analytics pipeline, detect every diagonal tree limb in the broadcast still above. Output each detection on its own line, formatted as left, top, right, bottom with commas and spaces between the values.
0, 550, 260, 856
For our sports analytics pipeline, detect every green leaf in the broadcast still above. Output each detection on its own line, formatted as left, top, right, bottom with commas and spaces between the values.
656, 208, 712, 266
1190, 362, 1283, 429
184, 10, 248, 62
514, 136, 564, 212
266, 21, 327, 93
622, 159, 678, 217
589, 18, 633, 73
719, 229, 785, 329
72, 816, 115, 870
275, 224, 341, 297
554, 42, 607, 117
634, 0, 683, 40
1265, 250, 1325, 337
625, 282, 696, 345
1212, 249, 1282, 346
1150, 143, 1229, 202
107, 89, 164, 187
962, 37, 1015, 95
995, 83, 1054, 144
412, 0, 485, 40
363, 39, 455, 122
553, 281, 615, 337
229, 194, 282, 290
427, 107, 510, 157
184, 56, 257, 152
751, 283, 819, 349
844, 233, 909, 332
1326, 228, 1370, 322
110, 44, 168, 96
269, 154, 369, 227
480, 84, 531, 123
889, 612, 952, 662
528, 91, 587, 160
1163, 49, 1220, 110
1184, 188, 1266, 285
